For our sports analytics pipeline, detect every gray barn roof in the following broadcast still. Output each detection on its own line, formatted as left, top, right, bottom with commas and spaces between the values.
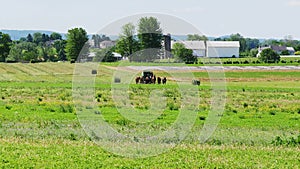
171, 41, 206, 50
172, 41, 240, 49
207, 41, 240, 48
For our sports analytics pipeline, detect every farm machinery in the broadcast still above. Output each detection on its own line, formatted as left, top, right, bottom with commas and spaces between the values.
135, 71, 166, 84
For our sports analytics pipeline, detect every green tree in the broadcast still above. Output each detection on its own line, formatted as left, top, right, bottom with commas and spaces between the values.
65, 28, 89, 61
27, 34, 33, 42
245, 38, 260, 51
259, 48, 280, 63
6, 44, 22, 62
53, 40, 67, 61
137, 17, 163, 61
0, 32, 12, 62
295, 44, 300, 51
249, 48, 258, 57
42, 33, 50, 43
137, 17, 163, 62
33, 32, 43, 45
19, 37, 27, 42
172, 43, 185, 61
115, 23, 139, 59
187, 34, 208, 41
172, 42, 197, 64
7, 42, 38, 62
50, 32, 62, 40
38, 46, 57, 61
228, 33, 246, 52
281, 50, 290, 55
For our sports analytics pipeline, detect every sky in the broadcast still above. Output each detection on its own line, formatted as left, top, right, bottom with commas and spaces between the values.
1, 0, 300, 39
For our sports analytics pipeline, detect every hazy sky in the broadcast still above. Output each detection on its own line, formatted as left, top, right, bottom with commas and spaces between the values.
1, 0, 300, 39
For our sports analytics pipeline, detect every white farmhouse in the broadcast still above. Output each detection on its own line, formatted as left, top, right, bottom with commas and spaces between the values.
206, 41, 240, 58
257, 45, 295, 57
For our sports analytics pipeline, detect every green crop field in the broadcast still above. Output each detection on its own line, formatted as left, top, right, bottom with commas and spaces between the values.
0, 62, 300, 168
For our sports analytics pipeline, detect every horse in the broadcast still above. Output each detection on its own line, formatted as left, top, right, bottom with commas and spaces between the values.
151, 75, 156, 84
145, 77, 150, 84
135, 76, 141, 84
157, 77, 161, 84
162, 77, 167, 84
140, 77, 144, 84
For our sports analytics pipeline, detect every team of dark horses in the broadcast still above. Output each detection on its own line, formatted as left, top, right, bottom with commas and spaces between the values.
135, 76, 167, 84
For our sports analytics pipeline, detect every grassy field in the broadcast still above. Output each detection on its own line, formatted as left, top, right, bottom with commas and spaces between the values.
0, 62, 300, 168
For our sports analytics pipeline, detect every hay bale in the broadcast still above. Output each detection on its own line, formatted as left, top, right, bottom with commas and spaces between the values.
114, 77, 121, 83
192, 80, 200, 86
91, 70, 97, 74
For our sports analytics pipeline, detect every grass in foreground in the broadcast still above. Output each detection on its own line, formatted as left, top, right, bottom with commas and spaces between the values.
0, 62, 300, 168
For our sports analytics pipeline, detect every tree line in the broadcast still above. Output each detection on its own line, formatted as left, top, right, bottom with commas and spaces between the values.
0, 28, 88, 63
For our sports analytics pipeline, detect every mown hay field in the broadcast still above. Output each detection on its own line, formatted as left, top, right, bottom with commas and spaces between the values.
0, 62, 299, 168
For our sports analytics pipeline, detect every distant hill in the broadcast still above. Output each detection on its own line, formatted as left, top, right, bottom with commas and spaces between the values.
0, 29, 68, 40
0, 29, 120, 41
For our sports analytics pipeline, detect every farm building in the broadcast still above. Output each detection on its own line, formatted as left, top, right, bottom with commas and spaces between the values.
171, 41, 206, 57
257, 45, 295, 57
171, 40, 240, 58
206, 41, 240, 58
100, 40, 116, 49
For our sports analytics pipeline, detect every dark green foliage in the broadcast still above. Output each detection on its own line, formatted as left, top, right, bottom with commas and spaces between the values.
50, 32, 62, 40
69, 133, 77, 141
259, 48, 280, 63
26, 34, 33, 42
0, 32, 12, 62
41, 33, 50, 43
38, 45, 57, 62
245, 38, 260, 51
33, 32, 43, 45
172, 43, 197, 64
137, 17, 163, 61
228, 33, 246, 53
59, 103, 74, 113
65, 28, 88, 61
249, 49, 258, 57
7, 42, 39, 62
115, 23, 139, 59
53, 40, 67, 61
272, 135, 300, 146
115, 36, 139, 59
5, 105, 12, 110
281, 50, 290, 55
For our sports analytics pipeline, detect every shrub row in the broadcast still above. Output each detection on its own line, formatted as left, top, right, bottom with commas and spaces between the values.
198, 59, 300, 65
